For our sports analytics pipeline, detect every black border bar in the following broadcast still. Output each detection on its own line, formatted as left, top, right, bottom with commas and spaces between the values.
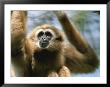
0, 0, 109, 4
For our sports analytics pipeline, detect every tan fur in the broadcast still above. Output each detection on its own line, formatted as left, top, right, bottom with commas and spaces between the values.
26, 24, 67, 77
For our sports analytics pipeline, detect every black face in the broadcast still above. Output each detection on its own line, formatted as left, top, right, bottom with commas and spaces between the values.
37, 31, 53, 48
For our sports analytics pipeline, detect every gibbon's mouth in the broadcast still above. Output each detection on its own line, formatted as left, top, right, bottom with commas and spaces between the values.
39, 41, 49, 48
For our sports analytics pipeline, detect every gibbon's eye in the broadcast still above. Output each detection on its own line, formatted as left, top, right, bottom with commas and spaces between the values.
45, 31, 53, 37
37, 31, 44, 38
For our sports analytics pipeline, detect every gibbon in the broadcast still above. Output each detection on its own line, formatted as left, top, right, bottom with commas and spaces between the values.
11, 11, 99, 77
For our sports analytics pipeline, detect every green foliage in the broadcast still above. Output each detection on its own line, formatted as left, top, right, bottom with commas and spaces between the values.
71, 11, 89, 31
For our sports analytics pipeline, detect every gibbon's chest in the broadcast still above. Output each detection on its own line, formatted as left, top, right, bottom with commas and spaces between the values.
33, 49, 59, 62
32, 50, 65, 76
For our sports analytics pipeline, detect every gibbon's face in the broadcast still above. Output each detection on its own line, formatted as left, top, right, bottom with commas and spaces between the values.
36, 29, 55, 48
29, 24, 63, 51
27, 24, 64, 61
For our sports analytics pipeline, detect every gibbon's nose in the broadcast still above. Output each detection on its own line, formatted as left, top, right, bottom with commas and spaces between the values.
42, 37, 47, 42
39, 35, 49, 48
41, 35, 49, 42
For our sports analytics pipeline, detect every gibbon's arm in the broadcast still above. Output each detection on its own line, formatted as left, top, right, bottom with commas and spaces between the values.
54, 11, 99, 73
11, 11, 27, 57
11, 11, 32, 76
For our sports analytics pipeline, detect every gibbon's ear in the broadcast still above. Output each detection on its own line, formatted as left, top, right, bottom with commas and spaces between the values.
56, 34, 64, 42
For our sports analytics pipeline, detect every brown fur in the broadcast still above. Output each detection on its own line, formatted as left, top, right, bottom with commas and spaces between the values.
25, 24, 66, 76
